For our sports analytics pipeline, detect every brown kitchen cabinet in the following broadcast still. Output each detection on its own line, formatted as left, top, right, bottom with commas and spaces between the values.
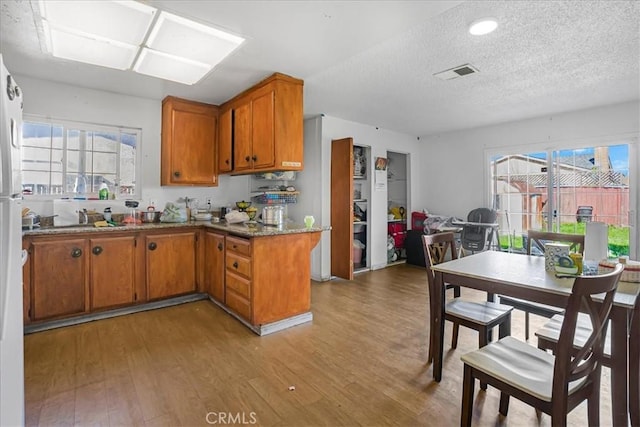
203, 230, 225, 302
223, 232, 321, 326
145, 231, 198, 300
89, 235, 139, 310
28, 238, 88, 321
217, 106, 233, 173
225, 236, 252, 321
223, 73, 304, 175
161, 96, 219, 186
22, 224, 321, 334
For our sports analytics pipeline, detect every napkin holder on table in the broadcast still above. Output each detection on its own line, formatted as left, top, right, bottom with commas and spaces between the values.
545, 242, 570, 271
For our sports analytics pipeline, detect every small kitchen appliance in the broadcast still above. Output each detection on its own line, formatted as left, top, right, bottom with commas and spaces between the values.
262, 205, 285, 226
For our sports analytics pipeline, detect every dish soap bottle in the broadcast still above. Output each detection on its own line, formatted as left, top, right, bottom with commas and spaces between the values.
99, 181, 109, 200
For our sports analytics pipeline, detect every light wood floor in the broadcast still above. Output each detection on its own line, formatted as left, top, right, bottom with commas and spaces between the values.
24, 263, 612, 426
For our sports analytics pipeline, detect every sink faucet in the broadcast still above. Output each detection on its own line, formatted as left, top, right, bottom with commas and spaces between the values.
79, 208, 88, 225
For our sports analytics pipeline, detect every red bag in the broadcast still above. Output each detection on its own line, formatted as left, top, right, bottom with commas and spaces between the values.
388, 223, 407, 248
411, 211, 427, 230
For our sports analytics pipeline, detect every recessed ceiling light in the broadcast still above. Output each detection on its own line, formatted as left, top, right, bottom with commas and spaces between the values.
469, 18, 498, 36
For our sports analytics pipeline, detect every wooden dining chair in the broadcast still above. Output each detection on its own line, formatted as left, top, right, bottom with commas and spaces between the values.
498, 230, 585, 340
460, 263, 624, 427
535, 312, 611, 364
422, 233, 513, 374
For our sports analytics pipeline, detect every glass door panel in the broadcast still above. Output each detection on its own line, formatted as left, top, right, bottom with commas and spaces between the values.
552, 145, 630, 256
491, 144, 632, 256
491, 151, 548, 252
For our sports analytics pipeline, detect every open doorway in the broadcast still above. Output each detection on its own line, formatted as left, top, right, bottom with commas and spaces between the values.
386, 151, 409, 264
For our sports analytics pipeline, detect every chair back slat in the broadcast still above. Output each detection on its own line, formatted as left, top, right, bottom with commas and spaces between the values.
552, 263, 623, 402
422, 232, 458, 290
526, 230, 585, 255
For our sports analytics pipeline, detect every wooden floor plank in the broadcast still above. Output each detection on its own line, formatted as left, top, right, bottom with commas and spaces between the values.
23, 263, 613, 426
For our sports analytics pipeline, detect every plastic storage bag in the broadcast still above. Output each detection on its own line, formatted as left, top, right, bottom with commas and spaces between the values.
160, 202, 188, 223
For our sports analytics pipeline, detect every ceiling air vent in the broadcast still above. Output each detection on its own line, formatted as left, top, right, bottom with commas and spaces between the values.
433, 64, 479, 80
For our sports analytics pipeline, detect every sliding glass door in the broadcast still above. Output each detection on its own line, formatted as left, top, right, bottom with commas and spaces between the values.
491, 142, 634, 257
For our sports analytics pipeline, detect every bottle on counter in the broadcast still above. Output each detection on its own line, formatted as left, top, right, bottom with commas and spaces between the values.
99, 181, 109, 200
75, 174, 87, 198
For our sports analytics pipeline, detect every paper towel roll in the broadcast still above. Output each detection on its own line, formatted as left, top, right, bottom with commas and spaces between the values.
584, 221, 609, 262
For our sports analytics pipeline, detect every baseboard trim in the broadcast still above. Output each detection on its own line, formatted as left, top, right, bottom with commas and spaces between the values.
207, 297, 312, 336
24, 293, 208, 334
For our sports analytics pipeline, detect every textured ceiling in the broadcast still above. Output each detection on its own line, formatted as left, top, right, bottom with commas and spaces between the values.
1, 0, 638, 138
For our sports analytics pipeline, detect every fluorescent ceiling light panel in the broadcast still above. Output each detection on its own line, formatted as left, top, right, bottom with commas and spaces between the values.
43, 21, 138, 70
134, 48, 211, 85
39, 0, 156, 45
38, 1, 245, 85
147, 11, 244, 66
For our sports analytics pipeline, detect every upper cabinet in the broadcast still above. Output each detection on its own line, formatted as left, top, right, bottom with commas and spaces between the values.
161, 96, 219, 186
222, 73, 304, 175
218, 105, 233, 173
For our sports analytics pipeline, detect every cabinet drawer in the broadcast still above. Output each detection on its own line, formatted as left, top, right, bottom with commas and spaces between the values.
226, 289, 251, 321
226, 271, 251, 299
226, 253, 251, 278
226, 236, 251, 256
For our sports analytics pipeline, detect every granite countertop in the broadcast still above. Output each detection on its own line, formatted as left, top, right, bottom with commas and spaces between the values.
204, 221, 326, 237
23, 220, 327, 238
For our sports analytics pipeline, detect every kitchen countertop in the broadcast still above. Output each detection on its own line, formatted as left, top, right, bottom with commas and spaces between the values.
22, 220, 327, 238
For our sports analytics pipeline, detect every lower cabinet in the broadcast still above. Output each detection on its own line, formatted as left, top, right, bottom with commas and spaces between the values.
24, 228, 199, 324
145, 231, 197, 300
89, 236, 138, 310
29, 238, 88, 321
22, 226, 320, 329
225, 236, 252, 321
203, 230, 225, 302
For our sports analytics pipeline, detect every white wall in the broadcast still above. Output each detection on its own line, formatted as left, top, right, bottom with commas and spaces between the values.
419, 101, 640, 257
16, 75, 250, 217
303, 115, 422, 280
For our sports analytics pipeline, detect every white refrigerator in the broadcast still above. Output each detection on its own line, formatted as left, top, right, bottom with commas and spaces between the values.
0, 54, 25, 426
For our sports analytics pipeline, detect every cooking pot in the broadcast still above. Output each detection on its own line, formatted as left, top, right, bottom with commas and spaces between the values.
262, 205, 284, 226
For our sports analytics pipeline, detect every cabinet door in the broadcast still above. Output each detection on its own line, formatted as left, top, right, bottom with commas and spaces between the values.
330, 138, 355, 280
30, 239, 88, 320
218, 107, 233, 173
233, 101, 253, 172
204, 231, 225, 302
251, 90, 275, 170
161, 97, 218, 186
172, 108, 217, 184
146, 232, 197, 299
90, 236, 137, 310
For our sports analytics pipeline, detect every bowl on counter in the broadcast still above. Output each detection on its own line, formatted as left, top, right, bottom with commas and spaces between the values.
194, 213, 212, 221
236, 200, 251, 211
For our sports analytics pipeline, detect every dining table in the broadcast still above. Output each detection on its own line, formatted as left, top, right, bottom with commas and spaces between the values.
431, 250, 640, 427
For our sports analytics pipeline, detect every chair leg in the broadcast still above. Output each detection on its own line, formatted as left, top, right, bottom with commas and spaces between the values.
461, 364, 475, 427
587, 368, 602, 426
525, 312, 530, 341
427, 314, 435, 363
453, 285, 461, 298
451, 323, 459, 349
478, 327, 489, 391
498, 314, 511, 339
499, 392, 510, 416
